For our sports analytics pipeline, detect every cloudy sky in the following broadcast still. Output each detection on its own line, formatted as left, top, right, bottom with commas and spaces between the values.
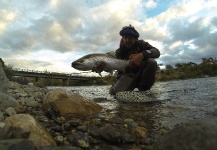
0, 0, 217, 76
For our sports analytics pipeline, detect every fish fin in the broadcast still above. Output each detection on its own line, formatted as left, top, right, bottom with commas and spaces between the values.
96, 62, 106, 72
92, 62, 106, 77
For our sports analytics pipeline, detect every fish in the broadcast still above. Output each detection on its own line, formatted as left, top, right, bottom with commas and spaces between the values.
71, 53, 130, 76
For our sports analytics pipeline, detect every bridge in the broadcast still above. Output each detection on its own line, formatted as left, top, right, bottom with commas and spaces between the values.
12, 69, 90, 86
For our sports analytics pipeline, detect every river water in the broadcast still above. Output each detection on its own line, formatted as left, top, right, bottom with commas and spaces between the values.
48, 76, 217, 139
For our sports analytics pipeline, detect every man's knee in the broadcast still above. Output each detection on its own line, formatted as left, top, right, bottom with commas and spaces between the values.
109, 74, 136, 95
146, 58, 157, 67
140, 58, 157, 73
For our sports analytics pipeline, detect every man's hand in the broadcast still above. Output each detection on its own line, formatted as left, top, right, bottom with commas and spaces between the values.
129, 53, 144, 67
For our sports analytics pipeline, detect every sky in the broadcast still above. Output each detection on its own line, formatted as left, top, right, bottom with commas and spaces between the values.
0, 0, 217, 76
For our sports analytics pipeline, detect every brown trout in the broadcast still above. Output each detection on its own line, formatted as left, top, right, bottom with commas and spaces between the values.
71, 53, 129, 76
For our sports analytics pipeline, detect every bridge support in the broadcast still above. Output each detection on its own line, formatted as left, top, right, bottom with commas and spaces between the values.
62, 78, 70, 86
35, 77, 39, 82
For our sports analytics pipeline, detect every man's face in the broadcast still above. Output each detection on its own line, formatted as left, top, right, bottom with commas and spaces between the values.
122, 35, 137, 49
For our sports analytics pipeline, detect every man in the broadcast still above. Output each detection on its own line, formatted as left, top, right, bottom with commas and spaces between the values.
109, 25, 160, 95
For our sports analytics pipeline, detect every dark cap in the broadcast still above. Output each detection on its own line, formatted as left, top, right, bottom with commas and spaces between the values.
119, 24, 139, 38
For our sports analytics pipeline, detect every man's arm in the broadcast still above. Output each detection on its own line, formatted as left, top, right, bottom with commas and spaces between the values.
138, 40, 160, 60
129, 40, 160, 66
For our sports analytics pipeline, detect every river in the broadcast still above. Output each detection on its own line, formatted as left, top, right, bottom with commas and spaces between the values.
48, 76, 217, 144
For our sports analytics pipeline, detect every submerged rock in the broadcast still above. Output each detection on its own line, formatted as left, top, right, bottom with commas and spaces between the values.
42, 88, 103, 117
154, 117, 217, 150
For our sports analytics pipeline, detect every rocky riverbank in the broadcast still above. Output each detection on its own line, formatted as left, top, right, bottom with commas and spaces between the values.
0, 62, 153, 150
1, 61, 217, 150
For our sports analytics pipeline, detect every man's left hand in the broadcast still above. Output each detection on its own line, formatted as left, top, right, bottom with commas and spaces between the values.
129, 53, 144, 67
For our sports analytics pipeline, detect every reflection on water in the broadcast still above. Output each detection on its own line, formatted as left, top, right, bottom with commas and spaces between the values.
48, 77, 217, 136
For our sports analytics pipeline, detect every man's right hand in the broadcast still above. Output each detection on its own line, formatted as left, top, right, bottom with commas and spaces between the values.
129, 53, 144, 67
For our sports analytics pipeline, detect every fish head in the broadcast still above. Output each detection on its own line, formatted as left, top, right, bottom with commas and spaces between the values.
71, 54, 103, 71
71, 58, 91, 71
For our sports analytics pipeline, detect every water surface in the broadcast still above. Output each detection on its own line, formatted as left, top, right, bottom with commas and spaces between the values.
48, 77, 217, 133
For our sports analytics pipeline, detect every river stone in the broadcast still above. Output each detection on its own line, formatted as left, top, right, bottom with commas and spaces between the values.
4, 114, 57, 149
5, 107, 17, 116
42, 88, 103, 117
0, 139, 37, 150
0, 124, 30, 140
0, 62, 9, 92
0, 91, 19, 111
132, 127, 147, 139
99, 124, 122, 143
154, 117, 217, 150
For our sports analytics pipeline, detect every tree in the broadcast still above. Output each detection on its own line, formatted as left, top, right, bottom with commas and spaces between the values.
166, 65, 173, 69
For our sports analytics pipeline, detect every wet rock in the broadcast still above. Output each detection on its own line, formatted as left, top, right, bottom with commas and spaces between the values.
154, 117, 217, 150
124, 118, 139, 128
0, 92, 19, 111
73, 131, 89, 148
123, 133, 136, 143
0, 139, 37, 150
54, 135, 64, 145
42, 88, 103, 117
92, 145, 123, 150
132, 127, 147, 139
68, 118, 81, 127
213, 109, 217, 116
107, 116, 124, 124
42, 146, 83, 150
100, 124, 122, 143
89, 125, 101, 138
4, 114, 56, 149
77, 125, 87, 132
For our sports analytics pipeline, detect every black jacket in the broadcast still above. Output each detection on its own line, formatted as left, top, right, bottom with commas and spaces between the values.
115, 40, 160, 74
115, 40, 160, 60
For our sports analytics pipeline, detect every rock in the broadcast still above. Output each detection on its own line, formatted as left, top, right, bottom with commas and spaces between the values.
154, 117, 217, 150
54, 135, 64, 145
42, 88, 103, 117
20, 97, 39, 107
0, 111, 4, 121
14, 105, 27, 114
42, 146, 83, 150
0, 139, 37, 150
132, 127, 147, 139
0, 124, 30, 140
0, 62, 9, 92
73, 131, 89, 148
5, 107, 17, 116
100, 124, 122, 143
4, 114, 56, 149
0, 125, 13, 140
0, 91, 19, 111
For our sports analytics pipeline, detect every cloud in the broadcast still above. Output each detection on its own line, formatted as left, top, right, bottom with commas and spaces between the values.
0, 0, 216, 74
142, 0, 157, 9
